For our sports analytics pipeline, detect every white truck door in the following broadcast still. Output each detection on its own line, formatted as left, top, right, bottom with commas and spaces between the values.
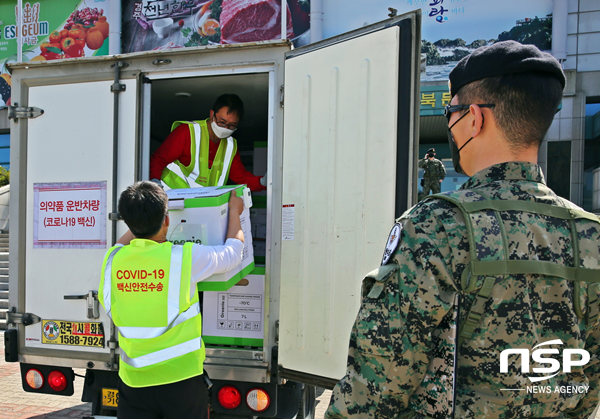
279, 12, 421, 385
21, 78, 136, 358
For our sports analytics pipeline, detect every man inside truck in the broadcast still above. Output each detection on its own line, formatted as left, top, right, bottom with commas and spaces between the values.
326, 41, 600, 418
99, 181, 245, 419
150, 93, 267, 192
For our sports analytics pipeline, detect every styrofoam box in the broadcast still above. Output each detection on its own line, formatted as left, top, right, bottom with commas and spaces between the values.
166, 185, 254, 291
202, 267, 265, 347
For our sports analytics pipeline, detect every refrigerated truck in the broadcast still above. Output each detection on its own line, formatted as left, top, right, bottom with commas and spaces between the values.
4, 10, 421, 418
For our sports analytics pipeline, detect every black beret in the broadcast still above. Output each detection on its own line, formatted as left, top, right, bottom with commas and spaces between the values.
449, 40, 566, 97
427, 148, 435, 153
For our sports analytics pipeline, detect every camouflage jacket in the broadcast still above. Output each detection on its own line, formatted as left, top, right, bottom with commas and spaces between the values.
326, 162, 600, 419
418, 158, 446, 181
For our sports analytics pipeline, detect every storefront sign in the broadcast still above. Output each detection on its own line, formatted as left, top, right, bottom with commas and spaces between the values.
0, 0, 112, 108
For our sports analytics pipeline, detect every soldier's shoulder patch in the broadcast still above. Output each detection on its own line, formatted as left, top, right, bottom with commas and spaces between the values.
381, 223, 402, 266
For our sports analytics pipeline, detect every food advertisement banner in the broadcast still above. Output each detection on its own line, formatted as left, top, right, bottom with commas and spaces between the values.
322, 0, 552, 81
0, 0, 112, 108
33, 181, 107, 249
121, 0, 310, 53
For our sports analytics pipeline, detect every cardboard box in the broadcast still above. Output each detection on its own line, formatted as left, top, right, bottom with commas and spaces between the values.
166, 185, 254, 291
202, 267, 265, 347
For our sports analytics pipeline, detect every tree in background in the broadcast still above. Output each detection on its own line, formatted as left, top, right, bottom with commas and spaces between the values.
0, 166, 10, 187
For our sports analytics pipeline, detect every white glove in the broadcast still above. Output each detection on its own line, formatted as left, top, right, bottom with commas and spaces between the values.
260, 171, 268, 187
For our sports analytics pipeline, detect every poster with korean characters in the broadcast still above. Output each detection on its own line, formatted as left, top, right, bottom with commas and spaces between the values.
121, 0, 310, 54
0, 0, 112, 108
321, 0, 553, 81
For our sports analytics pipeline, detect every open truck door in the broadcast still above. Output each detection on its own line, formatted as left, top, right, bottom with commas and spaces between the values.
278, 11, 421, 388
7, 63, 137, 397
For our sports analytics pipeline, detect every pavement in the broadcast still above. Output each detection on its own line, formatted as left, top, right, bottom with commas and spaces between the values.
0, 331, 331, 419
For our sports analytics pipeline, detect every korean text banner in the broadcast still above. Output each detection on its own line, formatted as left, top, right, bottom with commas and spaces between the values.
121, 0, 309, 54
0, 0, 112, 108
322, 0, 552, 81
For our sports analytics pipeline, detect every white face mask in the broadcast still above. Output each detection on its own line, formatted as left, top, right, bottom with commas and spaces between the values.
211, 118, 236, 139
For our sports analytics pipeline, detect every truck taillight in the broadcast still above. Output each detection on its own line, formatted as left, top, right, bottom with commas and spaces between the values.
25, 369, 44, 389
48, 371, 68, 392
246, 388, 270, 412
217, 386, 242, 409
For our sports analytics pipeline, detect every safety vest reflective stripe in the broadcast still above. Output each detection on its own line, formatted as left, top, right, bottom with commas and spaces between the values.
217, 137, 234, 186
167, 245, 182, 323
117, 301, 200, 339
102, 246, 123, 318
188, 122, 202, 181
120, 336, 202, 369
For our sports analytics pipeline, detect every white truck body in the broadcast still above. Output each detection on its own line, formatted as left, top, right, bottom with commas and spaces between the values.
6, 11, 421, 417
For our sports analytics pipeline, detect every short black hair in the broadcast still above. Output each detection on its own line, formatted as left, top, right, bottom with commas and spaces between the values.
456, 73, 563, 150
213, 94, 244, 120
118, 181, 168, 239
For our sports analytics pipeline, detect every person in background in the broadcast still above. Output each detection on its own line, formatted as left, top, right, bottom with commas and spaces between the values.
325, 41, 600, 419
99, 181, 244, 419
418, 147, 446, 198
150, 93, 267, 191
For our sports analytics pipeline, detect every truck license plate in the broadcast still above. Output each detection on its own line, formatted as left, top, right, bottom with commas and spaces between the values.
102, 388, 119, 408
41, 320, 105, 348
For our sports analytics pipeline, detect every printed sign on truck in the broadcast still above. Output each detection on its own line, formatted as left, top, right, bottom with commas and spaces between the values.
33, 181, 107, 249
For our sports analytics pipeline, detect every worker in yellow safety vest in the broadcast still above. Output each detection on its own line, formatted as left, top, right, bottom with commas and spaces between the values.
149, 94, 267, 192
99, 180, 244, 419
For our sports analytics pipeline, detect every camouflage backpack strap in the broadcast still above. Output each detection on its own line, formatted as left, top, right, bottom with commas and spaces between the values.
424, 190, 503, 345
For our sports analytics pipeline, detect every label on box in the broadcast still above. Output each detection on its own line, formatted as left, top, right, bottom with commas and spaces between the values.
203, 274, 264, 341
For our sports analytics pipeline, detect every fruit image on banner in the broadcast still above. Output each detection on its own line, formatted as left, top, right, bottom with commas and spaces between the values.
122, 0, 308, 54
0, 0, 111, 108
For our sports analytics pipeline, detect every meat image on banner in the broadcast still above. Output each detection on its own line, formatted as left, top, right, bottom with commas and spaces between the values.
220, 0, 294, 44
121, 0, 308, 53
33, 181, 107, 249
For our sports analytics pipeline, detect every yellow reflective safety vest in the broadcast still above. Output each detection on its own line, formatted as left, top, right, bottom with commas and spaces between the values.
161, 119, 238, 189
99, 239, 205, 388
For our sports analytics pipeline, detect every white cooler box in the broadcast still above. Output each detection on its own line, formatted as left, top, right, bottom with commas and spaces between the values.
202, 267, 265, 348
166, 185, 254, 291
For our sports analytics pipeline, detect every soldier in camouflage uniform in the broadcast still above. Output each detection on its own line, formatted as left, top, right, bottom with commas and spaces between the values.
325, 41, 600, 419
418, 148, 446, 197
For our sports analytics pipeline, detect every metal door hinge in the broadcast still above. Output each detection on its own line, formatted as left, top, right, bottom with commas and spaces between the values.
280, 85, 284, 109
7, 307, 41, 326
8, 103, 44, 120
64, 290, 100, 319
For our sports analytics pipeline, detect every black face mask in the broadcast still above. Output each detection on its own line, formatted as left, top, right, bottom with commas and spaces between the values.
446, 110, 477, 176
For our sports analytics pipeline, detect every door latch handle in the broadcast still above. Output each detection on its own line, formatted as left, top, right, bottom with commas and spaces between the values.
64, 290, 99, 319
